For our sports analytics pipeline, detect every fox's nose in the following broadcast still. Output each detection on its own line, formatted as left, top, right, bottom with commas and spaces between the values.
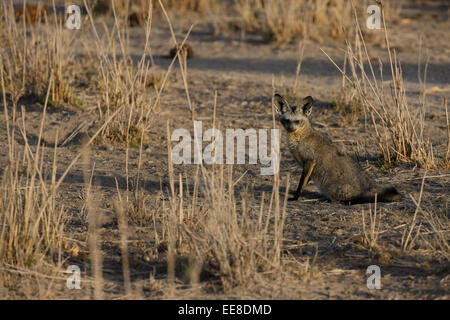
281, 118, 290, 129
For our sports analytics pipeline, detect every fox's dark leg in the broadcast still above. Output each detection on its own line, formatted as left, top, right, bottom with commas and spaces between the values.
289, 160, 316, 201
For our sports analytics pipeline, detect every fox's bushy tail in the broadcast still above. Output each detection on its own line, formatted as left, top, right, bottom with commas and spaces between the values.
348, 186, 400, 205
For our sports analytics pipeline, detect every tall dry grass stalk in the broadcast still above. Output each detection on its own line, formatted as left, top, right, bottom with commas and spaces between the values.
401, 172, 426, 252
361, 198, 383, 251
81, 145, 105, 299
114, 197, 132, 296
445, 99, 449, 168
322, 2, 435, 168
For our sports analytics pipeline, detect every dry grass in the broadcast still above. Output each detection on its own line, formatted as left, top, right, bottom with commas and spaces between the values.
106, 137, 322, 295
361, 200, 383, 252
0, 0, 143, 290
83, 0, 161, 147
0, 1, 78, 107
322, 2, 438, 168
0, 69, 65, 269
100, 1, 397, 45
107, 1, 296, 291
332, 88, 364, 126
111, 130, 294, 293
421, 211, 450, 263
224, 0, 356, 44
0, 1, 70, 270
154, 162, 290, 291
86, 0, 199, 148
331, 50, 364, 125
0, 59, 135, 297
94, 0, 215, 19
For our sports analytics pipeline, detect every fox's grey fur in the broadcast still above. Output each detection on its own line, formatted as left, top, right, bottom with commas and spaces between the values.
275, 93, 400, 204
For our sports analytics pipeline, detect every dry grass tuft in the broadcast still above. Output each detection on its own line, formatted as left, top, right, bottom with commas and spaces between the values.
331, 51, 364, 125
170, 166, 289, 290
332, 88, 363, 125
226, 0, 354, 44
114, 145, 294, 292
322, 3, 437, 168
0, 71, 65, 269
82, 0, 162, 147
1, 2, 78, 107
360, 200, 383, 252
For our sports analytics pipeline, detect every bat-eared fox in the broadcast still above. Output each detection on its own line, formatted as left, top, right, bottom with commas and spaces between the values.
274, 93, 400, 204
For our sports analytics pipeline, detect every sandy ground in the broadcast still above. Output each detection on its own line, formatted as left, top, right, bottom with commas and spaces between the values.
1, 0, 449, 299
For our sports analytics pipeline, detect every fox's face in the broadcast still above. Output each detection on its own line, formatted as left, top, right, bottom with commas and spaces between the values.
274, 94, 313, 133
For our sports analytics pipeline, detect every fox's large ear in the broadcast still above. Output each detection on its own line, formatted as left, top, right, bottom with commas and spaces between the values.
274, 93, 291, 114
301, 96, 313, 117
